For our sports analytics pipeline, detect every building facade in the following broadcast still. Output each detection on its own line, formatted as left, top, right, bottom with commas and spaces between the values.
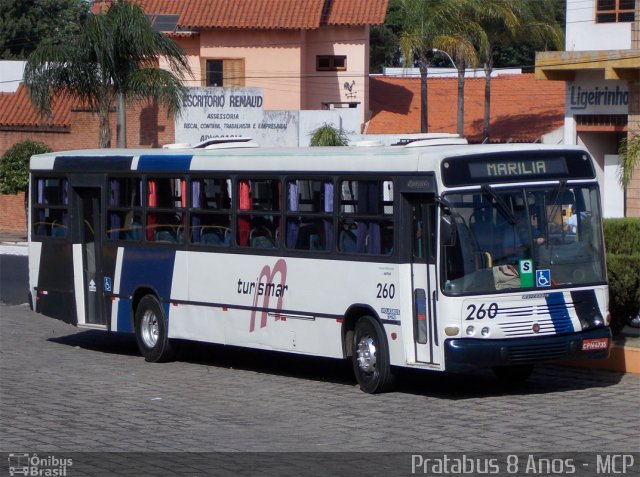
536, 0, 640, 217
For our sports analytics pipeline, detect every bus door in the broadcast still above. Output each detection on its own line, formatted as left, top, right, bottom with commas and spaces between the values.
406, 196, 440, 365
75, 187, 107, 326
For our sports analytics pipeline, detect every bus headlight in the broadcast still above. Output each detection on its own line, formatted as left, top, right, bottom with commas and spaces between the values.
481, 327, 490, 337
465, 326, 475, 336
445, 326, 460, 336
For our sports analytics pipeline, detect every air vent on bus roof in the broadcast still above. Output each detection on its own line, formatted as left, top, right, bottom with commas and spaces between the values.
404, 138, 468, 148
162, 137, 259, 150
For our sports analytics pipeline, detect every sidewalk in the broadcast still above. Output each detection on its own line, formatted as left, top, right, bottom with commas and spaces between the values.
0, 231, 27, 255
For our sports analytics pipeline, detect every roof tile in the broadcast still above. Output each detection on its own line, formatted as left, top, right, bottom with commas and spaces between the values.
0, 84, 71, 129
368, 74, 565, 143
132, 0, 386, 30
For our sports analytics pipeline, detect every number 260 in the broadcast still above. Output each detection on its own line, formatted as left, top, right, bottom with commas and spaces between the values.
465, 303, 498, 320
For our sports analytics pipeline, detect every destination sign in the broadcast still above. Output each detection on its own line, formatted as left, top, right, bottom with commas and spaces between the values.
441, 151, 595, 187
468, 158, 567, 179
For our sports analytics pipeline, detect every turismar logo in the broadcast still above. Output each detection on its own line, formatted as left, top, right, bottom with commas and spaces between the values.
236, 259, 288, 332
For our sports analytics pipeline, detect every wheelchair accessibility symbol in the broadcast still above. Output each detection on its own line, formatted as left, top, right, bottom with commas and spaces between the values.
104, 277, 112, 292
536, 269, 551, 287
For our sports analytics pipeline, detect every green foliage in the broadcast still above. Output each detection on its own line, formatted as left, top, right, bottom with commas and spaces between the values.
0, 0, 90, 59
370, 25, 400, 73
24, 0, 191, 148
603, 218, 640, 255
607, 254, 640, 330
309, 123, 349, 147
604, 218, 640, 332
0, 140, 51, 194
618, 132, 640, 188
370, 0, 403, 72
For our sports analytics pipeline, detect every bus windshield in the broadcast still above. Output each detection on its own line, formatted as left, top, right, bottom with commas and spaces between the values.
442, 184, 606, 295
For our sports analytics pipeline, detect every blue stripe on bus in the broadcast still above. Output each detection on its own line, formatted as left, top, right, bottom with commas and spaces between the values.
545, 292, 575, 334
116, 247, 177, 333
137, 155, 193, 171
54, 156, 134, 171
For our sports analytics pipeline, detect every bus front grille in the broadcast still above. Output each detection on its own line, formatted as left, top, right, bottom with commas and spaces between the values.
504, 342, 569, 362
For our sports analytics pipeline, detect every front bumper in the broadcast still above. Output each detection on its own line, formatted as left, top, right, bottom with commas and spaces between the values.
444, 327, 611, 372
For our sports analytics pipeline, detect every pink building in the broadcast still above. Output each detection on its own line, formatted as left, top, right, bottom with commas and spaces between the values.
111, 0, 389, 127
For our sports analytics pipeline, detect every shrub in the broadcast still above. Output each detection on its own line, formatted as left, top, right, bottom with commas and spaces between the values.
604, 218, 640, 333
309, 123, 349, 147
603, 218, 640, 255
0, 140, 52, 194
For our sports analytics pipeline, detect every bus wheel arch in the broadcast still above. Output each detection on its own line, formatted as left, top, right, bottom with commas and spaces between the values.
341, 304, 378, 358
133, 292, 175, 363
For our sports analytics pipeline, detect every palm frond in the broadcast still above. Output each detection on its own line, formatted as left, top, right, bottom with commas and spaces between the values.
619, 132, 640, 188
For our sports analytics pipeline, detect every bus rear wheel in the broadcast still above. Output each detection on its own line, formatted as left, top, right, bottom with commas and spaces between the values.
134, 295, 175, 363
352, 315, 395, 393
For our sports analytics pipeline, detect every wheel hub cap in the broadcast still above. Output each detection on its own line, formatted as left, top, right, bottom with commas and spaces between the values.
141, 310, 159, 348
356, 336, 377, 373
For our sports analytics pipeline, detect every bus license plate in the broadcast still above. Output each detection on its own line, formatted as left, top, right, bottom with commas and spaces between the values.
582, 338, 609, 351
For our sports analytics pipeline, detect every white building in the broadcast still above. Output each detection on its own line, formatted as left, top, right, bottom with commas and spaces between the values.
536, 0, 639, 217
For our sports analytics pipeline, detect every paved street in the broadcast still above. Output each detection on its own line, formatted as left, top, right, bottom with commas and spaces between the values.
1, 302, 639, 474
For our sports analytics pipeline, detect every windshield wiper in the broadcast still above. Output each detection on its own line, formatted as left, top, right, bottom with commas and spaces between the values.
481, 185, 516, 224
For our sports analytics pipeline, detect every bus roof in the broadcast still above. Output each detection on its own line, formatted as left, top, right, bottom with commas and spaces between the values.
30, 143, 589, 174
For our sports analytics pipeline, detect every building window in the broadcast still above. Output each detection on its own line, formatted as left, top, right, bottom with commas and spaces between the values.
205, 59, 245, 87
596, 0, 636, 23
316, 55, 347, 71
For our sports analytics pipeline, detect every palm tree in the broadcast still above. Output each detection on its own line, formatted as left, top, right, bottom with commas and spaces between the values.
398, 0, 473, 133
475, 0, 562, 143
619, 132, 640, 188
433, 30, 481, 137
24, 1, 191, 148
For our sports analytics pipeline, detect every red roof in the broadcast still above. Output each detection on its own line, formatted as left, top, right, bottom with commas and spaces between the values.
368, 74, 565, 143
0, 84, 71, 129
129, 0, 387, 30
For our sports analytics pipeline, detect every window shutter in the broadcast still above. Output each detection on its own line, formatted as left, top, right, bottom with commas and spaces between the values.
224, 59, 245, 87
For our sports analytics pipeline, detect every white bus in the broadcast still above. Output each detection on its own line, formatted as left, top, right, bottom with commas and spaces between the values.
28, 140, 611, 393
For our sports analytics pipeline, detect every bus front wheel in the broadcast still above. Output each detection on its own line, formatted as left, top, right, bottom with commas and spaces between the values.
134, 295, 175, 363
352, 315, 395, 393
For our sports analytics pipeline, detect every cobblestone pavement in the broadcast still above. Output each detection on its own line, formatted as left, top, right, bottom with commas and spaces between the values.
1, 303, 639, 474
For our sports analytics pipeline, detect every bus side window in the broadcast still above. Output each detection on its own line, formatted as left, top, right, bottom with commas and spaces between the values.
237, 178, 281, 249
338, 179, 393, 256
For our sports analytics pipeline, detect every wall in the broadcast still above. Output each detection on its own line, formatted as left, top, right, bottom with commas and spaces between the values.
303, 26, 369, 125
195, 30, 304, 111
0, 193, 26, 235
566, 0, 632, 51
0, 102, 175, 157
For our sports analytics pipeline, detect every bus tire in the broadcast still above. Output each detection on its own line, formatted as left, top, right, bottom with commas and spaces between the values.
352, 315, 395, 393
134, 295, 175, 363
492, 364, 534, 382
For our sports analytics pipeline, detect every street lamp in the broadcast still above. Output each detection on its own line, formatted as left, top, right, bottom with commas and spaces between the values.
432, 48, 457, 69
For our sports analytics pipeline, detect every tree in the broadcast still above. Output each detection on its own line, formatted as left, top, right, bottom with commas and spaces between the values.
0, 0, 90, 59
370, 0, 403, 73
309, 123, 349, 146
0, 140, 51, 194
398, 0, 482, 133
434, 28, 482, 136
618, 132, 640, 188
476, 0, 563, 142
24, 0, 191, 148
